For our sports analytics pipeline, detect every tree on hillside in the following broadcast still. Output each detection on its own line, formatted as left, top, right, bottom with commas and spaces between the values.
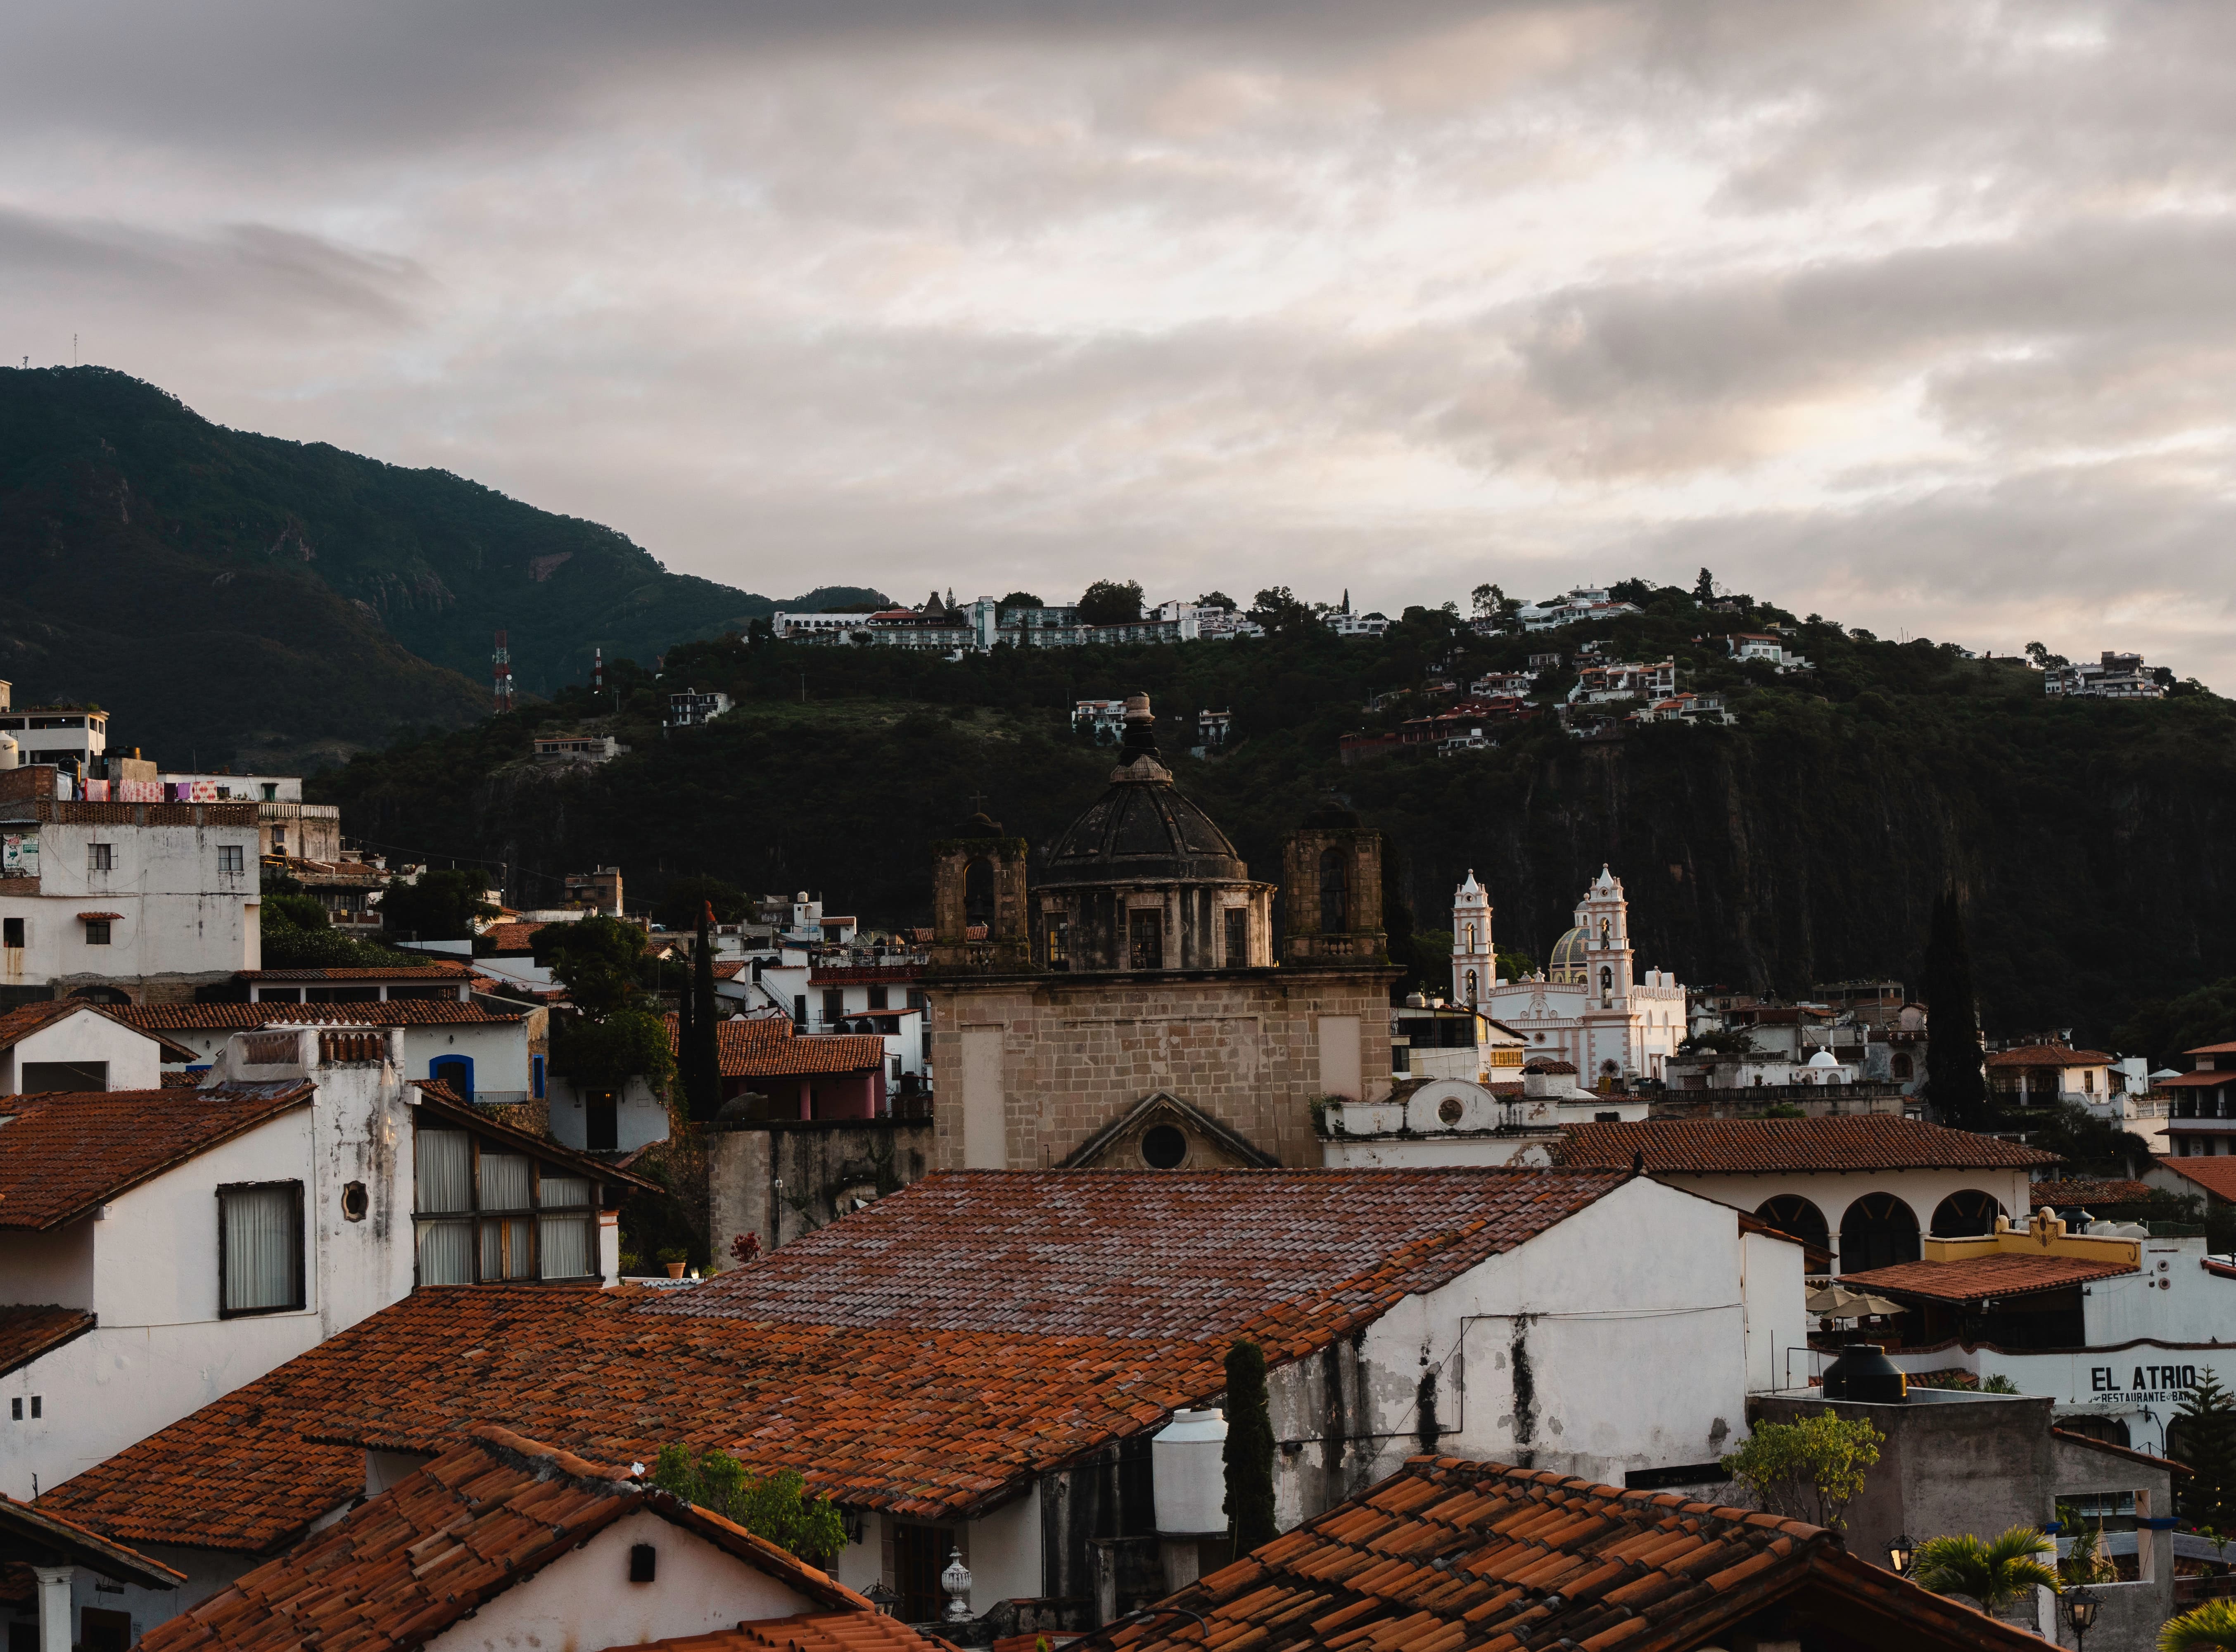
1921, 888, 1988, 1127
1470, 582, 1505, 618
1077, 579, 1144, 625
1195, 590, 1237, 611
378, 868, 496, 942
1223, 1338, 1277, 1553
2118, 977, 2236, 1069
1695, 567, 1716, 602
997, 591, 1045, 614
535, 915, 650, 1018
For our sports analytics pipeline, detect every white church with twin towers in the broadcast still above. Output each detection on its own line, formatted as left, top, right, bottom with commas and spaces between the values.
1452, 864, 1690, 1088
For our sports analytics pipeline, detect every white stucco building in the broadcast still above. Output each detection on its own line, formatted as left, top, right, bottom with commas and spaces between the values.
1, 1027, 643, 1501
0, 767, 261, 1000
1456, 866, 1689, 1086
0, 1000, 188, 1093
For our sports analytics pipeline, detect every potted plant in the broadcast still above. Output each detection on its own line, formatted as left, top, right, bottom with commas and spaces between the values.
658, 1246, 689, 1280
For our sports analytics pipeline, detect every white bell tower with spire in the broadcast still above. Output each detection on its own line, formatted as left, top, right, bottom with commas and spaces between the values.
1452, 870, 1492, 1007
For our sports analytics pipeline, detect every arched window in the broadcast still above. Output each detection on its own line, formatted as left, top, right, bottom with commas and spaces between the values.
1598, 918, 1611, 945
1840, 1193, 1921, 1272
1463, 968, 1478, 1004
964, 857, 996, 928
1599, 965, 1613, 1006
1931, 1190, 2003, 1237
1891, 1053, 1914, 1079
1756, 1195, 1830, 1259
1319, 849, 1348, 934
1463, 923, 1476, 952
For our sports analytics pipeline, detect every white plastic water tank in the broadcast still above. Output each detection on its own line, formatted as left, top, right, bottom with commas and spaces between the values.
1151, 1408, 1229, 1536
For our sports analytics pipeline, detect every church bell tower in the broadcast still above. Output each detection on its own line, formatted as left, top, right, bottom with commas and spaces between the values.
1451, 871, 1492, 1007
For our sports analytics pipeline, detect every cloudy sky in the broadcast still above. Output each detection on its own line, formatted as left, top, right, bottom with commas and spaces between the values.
5, 1, 2233, 680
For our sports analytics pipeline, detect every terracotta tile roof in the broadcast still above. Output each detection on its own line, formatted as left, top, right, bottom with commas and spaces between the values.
807, 966, 923, 986
1556, 1114, 2058, 1174
137, 1428, 869, 1652
712, 959, 747, 980
2152, 1156, 2236, 1201
1986, 1043, 2113, 1068
115, 1001, 520, 1031
626, 1616, 950, 1652
2029, 1178, 2155, 1208
0, 1085, 315, 1230
0, 998, 198, 1062
0, 1305, 96, 1376
2187, 1042, 2236, 1056
1839, 1252, 2136, 1305
479, 921, 547, 954
242, 961, 472, 980
2154, 1070, 2233, 1089
665, 1015, 886, 1078
42, 1170, 1631, 1542
658, 1169, 1629, 1339
1081, 1454, 2045, 1652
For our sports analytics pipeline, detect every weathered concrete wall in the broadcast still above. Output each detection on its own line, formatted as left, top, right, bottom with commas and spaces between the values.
705, 1118, 933, 1256
926, 965, 1397, 1170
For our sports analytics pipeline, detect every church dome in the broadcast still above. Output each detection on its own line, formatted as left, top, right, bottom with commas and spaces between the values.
1806, 1049, 1840, 1068
1548, 926, 1590, 979
1039, 693, 1250, 888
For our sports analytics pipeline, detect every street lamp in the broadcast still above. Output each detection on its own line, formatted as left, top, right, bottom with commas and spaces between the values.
1888, 1534, 1916, 1577
864, 1583, 899, 1618
2065, 1585, 2100, 1649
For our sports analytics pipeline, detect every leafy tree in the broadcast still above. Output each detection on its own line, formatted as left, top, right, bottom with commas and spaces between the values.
1921, 889, 1987, 1126
648, 1444, 845, 1565
1719, 1412, 1882, 1531
1681, 1028, 1758, 1056
552, 1006, 675, 1096
2118, 976, 2236, 1069
1694, 567, 1716, 603
1222, 1338, 1277, 1553
261, 899, 424, 968
1077, 579, 1144, 625
377, 868, 496, 942
1250, 586, 1319, 636
997, 591, 1045, 614
1910, 1526, 2058, 1614
653, 875, 747, 930
535, 915, 650, 1018
1469, 582, 1504, 619
263, 891, 331, 931
2163, 1599, 2236, 1650
2174, 1372, 2236, 1533
1195, 590, 1237, 610
1495, 949, 1536, 983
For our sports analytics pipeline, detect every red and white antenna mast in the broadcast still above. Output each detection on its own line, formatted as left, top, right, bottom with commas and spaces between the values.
492, 629, 515, 713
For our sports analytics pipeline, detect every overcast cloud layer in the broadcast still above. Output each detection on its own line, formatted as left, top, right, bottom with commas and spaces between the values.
5, 0, 2233, 681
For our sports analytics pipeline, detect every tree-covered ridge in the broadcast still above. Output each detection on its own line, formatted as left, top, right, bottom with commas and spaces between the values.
315, 581, 2236, 1053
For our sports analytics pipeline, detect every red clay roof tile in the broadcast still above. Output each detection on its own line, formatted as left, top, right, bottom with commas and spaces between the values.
1985, 1044, 2112, 1068
115, 1001, 519, 1031
2029, 1178, 2154, 1208
0, 1085, 314, 1230
0, 1306, 96, 1376
665, 1015, 885, 1078
136, 1429, 870, 1652
1555, 1115, 2057, 1174
2154, 1156, 2236, 1201
1071, 1455, 2044, 1652
1839, 1252, 2136, 1304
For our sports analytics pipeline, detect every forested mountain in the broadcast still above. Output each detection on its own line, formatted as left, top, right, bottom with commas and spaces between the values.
0, 367, 878, 768
313, 590, 2236, 1054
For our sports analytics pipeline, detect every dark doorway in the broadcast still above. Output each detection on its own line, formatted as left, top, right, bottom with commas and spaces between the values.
586, 1090, 618, 1151
19, 1060, 106, 1092
1841, 1192, 1921, 1272
964, 857, 995, 929
891, 1523, 959, 1624
430, 1055, 473, 1104
81, 1610, 132, 1652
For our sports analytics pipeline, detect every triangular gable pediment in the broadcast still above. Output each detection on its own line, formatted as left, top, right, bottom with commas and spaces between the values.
1059, 1089, 1282, 1171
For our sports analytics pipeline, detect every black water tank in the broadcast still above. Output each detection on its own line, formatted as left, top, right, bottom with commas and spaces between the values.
1822, 1344, 1908, 1403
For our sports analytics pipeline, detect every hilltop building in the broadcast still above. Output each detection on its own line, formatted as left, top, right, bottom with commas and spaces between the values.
1454, 867, 1689, 1087
922, 693, 1397, 1170
2045, 650, 2167, 699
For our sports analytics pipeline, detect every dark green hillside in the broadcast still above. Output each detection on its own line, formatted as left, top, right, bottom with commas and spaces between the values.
314, 591, 2236, 1049
0, 368, 883, 764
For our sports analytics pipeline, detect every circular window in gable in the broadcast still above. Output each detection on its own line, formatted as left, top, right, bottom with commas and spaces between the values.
1140, 1124, 1188, 1169
340, 1181, 369, 1222
1436, 1096, 1465, 1127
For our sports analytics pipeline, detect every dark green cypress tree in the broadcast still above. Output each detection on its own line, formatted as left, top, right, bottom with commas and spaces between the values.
689, 904, 721, 1121
1922, 888, 1987, 1126
674, 948, 696, 1113
1222, 1337, 1277, 1554
2176, 1372, 2236, 1533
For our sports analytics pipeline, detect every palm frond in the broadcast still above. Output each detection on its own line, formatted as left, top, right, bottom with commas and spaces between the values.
2161, 1598, 2236, 1651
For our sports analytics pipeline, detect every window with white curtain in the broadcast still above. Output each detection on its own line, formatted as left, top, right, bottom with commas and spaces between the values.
417, 1220, 474, 1285
415, 1129, 471, 1213
478, 1153, 531, 1211
481, 1216, 536, 1280
537, 1175, 594, 1279
219, 1183, 302, 1314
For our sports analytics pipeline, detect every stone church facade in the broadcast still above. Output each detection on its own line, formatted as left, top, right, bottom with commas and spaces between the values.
925, 693, 1397, 1171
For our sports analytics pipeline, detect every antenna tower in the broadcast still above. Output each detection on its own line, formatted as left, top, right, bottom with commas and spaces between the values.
492, 629, 515, 714
593, 647, 605, 701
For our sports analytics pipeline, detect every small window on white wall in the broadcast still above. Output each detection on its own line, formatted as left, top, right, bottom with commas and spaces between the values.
219, 1182, 304, 1315
218, 845, 245, 874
